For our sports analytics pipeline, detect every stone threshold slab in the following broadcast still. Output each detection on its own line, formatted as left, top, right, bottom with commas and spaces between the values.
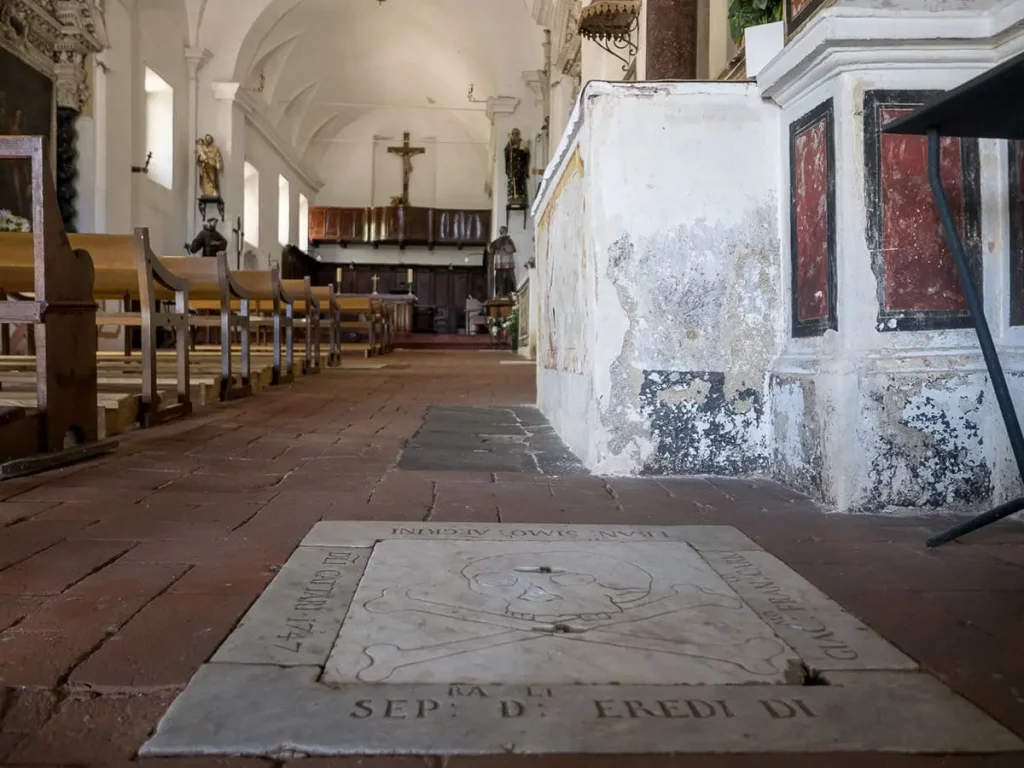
141, 665, 1024, 757
301, 522, 762, 552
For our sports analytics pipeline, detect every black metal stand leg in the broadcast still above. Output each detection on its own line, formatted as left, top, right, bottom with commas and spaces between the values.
925, 129, 1024, 547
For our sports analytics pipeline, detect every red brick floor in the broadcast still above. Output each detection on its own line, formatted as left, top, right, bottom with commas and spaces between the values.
0, 351, 1022, 767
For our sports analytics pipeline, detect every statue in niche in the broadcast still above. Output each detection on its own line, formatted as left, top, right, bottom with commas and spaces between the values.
488, 226, 518, 298
196, 134, 226, 221
196, 134, 223, 197
186, 218, 228, 259
505, 128, 531, 208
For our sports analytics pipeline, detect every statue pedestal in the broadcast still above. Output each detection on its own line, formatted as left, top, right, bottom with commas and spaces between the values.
198, 195, 225, 223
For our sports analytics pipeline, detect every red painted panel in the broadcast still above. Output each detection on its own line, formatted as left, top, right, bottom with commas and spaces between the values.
879, 107, 966, 313
794, 117, 830, 322
791, 0, 814, 14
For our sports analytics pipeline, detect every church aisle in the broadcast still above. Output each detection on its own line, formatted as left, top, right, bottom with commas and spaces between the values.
0, 352, 1019, 766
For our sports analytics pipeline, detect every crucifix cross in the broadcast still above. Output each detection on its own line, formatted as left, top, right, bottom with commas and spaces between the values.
387, 131, 425, 205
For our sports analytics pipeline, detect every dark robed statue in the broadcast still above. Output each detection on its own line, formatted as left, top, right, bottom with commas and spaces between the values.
504, 127, 530, 208
186, 218, 228, 258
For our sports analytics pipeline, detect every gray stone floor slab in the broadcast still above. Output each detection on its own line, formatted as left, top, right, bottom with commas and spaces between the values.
397, 406, 583, 474
142, 665, 1023, 756
323, 540, 801, 686
142, 522, 1022, 757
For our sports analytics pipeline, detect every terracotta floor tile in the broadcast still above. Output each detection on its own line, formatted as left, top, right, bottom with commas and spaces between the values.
0, 538, 132, 596
9, 689, 180, 763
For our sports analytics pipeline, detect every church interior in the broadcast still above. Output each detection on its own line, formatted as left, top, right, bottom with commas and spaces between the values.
1, 0, 1024, 764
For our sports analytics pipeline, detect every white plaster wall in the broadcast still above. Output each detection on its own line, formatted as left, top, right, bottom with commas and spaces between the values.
134, 1, 191, 256
244, 127, 317, 267
535, 81, 783, 477
535, 142, 598, 465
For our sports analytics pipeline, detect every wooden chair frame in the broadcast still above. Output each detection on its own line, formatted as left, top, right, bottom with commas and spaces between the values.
0, 136, 115, 475
311, 283, 340, 367
234, 265, 296, 385
160, 250, 253, 401
281, 277, 321, 374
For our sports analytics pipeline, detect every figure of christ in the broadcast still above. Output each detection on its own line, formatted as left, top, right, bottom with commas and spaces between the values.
387, 132, 425, 206
489, 226, 518, 297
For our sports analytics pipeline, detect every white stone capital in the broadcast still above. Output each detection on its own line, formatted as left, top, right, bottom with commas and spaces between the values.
212, 81, 243, 102
522, 70, 545, 104
486, 96, 521, 121
185, 47, 213, 80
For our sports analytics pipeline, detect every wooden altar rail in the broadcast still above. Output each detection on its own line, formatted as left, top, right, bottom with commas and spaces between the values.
309, 205, 491, 248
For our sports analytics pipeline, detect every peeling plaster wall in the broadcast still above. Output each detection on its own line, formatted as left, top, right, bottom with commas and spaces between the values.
536, 82, 784, 477
764, 2, 1024, 514
536, 144, 597, 465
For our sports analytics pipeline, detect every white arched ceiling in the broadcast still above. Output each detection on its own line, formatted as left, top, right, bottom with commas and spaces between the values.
209, 0, 544, 163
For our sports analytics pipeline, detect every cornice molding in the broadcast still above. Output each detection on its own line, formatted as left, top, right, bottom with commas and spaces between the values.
759, 3, 1024, 105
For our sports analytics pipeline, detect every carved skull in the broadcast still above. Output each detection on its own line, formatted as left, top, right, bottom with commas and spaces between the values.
461, 552, 652, 622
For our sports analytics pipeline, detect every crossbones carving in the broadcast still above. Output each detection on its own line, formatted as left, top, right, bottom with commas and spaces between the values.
354, 553, 791, 682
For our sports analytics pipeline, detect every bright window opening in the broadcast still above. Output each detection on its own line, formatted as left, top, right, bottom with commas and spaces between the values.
298, 193, 309, 252
278, 175, 290, 245
244, 161, 260, 248
144, 67, 174, 189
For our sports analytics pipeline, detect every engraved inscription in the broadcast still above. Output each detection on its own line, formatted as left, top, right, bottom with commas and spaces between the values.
349, 699, 441, 719
711, 551, 859, 662
390, 526, 672, 540
275, 550, 364, 654
594, 699, 736, 719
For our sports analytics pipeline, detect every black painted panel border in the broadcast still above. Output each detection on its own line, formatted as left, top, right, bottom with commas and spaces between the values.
789, 98, 838, 339
1011, 141, 1024, 325
864, 89, 983, 333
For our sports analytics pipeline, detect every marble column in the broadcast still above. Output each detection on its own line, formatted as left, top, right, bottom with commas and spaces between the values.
645, 0, 700, 80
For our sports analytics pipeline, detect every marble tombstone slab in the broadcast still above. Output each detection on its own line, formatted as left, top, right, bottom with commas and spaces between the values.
143, 523, 1023, 757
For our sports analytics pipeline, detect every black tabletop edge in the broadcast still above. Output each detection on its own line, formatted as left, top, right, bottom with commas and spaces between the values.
883, 48, 1024, 140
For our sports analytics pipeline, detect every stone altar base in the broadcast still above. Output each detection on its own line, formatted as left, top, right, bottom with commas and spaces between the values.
142, 522, 1021, 757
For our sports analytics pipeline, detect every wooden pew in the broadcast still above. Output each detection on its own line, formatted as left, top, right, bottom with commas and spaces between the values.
0, 136, 116, 476
159, 251, 254, 400
310, 284, 340, 367
232, 266, 296, 385
281, 277, 321, 374
336, 296, 380, 358
0, 229, 193, 428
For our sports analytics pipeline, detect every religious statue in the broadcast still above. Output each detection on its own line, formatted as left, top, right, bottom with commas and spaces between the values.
186, 218, 229, 259
196, 134, 223, 198
504, 128, 531, 208
488, 226, 518, 298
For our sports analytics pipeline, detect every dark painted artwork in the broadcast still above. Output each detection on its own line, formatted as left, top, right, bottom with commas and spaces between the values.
1011, 141, 1024, 325
790, 99, 836, 337
0, 46, 53, 220
864, 90, 981, 332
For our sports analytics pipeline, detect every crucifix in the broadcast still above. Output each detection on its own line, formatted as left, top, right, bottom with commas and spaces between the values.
387, 131, 425, 206
371, 273, 380, 295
